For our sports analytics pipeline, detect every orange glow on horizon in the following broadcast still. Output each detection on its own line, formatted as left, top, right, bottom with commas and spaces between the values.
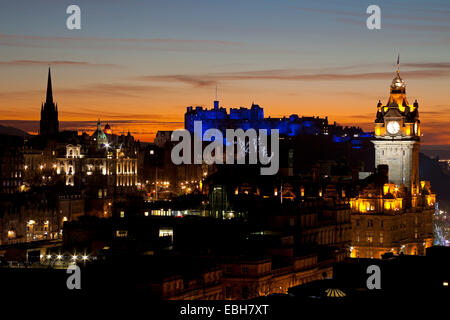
1, 69, 449, 144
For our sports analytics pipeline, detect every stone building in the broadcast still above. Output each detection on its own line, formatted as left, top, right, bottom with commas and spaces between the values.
350, 66, 435, 258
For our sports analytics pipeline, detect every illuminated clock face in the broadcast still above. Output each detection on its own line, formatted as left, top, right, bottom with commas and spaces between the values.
386, 121, 400, 134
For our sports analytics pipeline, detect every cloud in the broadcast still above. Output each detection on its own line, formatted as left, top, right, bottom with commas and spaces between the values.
404, 63, 450, 69
0, 119, 183, 141
58, 111, 182, 121
292, 5, 450, 24
58, 83, 173, 98
137, 68, 450, 87
0, 33, 241, 45
0, 82, 174, 100
0, 60, 120, 67
0, 33, 244, 51
335, 17, 450, 33
138, 75, 218, 87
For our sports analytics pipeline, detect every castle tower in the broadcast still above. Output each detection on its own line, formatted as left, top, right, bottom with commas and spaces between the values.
39, 67, 59, 135
372, 63, 420, 194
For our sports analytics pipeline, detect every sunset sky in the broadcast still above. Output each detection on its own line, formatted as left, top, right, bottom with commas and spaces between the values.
1, 0, 450, 144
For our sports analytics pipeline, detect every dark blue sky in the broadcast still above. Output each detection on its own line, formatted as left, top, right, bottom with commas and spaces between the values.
1, 0, 450, 143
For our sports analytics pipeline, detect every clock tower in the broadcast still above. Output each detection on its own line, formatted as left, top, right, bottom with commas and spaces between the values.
372, 65, 420, 194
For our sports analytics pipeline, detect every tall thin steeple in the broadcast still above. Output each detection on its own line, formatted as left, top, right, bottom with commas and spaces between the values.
46, 67, 53, 103
40, 67, 59, 136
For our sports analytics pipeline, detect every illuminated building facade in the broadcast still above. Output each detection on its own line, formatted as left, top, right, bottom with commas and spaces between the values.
23, 121, 140, 191
221, 255, 332, 300
0, 192, 84, 245
350, 67, 435, 258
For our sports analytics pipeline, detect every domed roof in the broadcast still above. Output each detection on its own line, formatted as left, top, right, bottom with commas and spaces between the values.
91, 119, 108, 147
391, 73, 405, 88
390, 72, 406, 94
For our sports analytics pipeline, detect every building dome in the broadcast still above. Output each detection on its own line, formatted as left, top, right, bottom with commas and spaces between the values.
91, 119, 108, 148
390, 72, 405, 93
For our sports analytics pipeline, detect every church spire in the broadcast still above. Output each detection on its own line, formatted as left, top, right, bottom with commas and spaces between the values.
46, 67, 53, 103
40, 67, 59, 136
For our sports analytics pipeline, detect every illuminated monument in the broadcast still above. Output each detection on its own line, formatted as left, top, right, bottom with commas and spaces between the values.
350, 62, 435, 258
185, 100, 371, 142
373, 64, 420, 193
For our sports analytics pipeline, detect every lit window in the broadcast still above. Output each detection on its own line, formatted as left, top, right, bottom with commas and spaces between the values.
120, 211, 125, 218
115, 230, 128, 237
159, 228, 173, 238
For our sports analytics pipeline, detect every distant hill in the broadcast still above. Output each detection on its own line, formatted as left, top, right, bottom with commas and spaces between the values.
0, 125, 30, 137
419, 152, 450, 201
421, 145, 450, 160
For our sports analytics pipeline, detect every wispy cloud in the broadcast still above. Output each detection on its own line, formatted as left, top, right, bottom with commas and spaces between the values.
0, 33, 244, 50
336, 17, 450, 33
0, 60, 120, 67
0, 82, 175, 100
292, 5, 450, 24
137, 68, 450, 87
0, 33, 243, 45
404, 63, 450, 69
137, 75, 218, 87
58, 83, 173, 98
0, 119, 183, 140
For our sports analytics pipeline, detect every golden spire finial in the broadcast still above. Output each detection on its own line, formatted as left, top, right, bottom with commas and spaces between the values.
396, 53, 400, 74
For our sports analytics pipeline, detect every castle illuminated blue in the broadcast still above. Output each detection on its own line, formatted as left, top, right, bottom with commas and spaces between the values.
185, 100, 372, 147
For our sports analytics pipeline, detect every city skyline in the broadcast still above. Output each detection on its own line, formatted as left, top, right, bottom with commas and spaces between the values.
1, 0, 450, 144
0, 1, 449, 306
